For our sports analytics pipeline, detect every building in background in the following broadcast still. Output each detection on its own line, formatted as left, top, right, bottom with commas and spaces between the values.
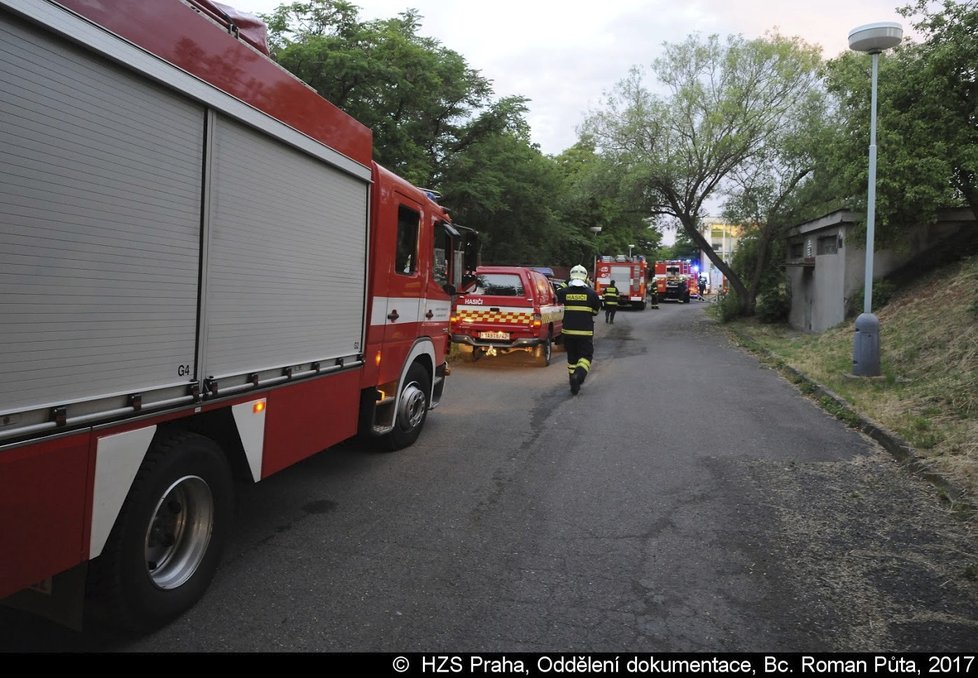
700, 219, 742, 292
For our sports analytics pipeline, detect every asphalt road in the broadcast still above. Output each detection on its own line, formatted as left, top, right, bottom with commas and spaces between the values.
3, 301, 977, 652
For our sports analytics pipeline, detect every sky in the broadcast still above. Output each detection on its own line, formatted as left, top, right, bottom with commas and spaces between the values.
228, 0, 915, 156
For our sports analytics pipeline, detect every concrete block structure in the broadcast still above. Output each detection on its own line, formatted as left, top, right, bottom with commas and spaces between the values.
785, 209, 975, 332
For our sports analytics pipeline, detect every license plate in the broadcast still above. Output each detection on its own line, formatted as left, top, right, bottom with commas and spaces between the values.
479, 331, 510, 340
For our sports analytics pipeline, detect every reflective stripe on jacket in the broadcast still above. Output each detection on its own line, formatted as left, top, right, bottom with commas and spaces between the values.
557, 285, 602, 336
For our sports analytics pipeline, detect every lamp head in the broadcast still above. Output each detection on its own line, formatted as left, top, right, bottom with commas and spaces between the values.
848, 22, 903, 54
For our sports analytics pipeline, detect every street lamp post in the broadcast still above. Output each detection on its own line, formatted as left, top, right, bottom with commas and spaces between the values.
589, 226, 603, 269
848, 21, 902, 377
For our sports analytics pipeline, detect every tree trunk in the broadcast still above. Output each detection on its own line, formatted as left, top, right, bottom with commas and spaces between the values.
678, 217, 752, 315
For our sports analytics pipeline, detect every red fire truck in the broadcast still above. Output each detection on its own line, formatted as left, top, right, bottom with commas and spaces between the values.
653, 260, 700, 303
0, 0, 474, 630
593, 255, 649, 310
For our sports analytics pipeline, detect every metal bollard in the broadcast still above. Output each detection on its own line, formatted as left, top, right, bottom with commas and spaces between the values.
852, 312, 881, 377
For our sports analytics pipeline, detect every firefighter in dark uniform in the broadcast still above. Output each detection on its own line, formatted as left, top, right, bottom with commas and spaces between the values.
603, 280, 619, 324
555, 264, 602, 395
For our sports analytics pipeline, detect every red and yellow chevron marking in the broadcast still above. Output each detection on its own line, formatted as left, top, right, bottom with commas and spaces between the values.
456, 309, 532, 325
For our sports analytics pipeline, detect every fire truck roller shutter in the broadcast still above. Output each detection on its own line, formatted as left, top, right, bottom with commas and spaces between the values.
201, 115, 369, 379
0, 10, 203, 414
610, 265, 632, 291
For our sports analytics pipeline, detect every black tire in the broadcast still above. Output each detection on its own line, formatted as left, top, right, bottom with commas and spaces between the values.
536, 334, 552, 367
381, 362, 431, 451
87, 431, 233, 632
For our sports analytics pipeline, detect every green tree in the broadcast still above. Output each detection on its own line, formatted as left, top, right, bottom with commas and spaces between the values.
551, 140, 661, 266
904, 0, 978, 217
819, 1, 977, 243
262, 1, 519, 187
720, 78, 830, 314
439, 127, 566, 265
584, 33, 825, 315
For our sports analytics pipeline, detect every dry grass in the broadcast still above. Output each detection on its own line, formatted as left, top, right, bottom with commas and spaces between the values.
729, 256, 978, 502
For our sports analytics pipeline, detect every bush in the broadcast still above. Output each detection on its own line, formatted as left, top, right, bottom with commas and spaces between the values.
871, 279, 897, 311
756, 283, 791, 324
716, 290, 741, 323
849, 279, 897, 317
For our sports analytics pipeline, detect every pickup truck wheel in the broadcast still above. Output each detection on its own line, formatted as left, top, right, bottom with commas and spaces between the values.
381, 363, 430, 451
87, 432, 233, 632
537, 334, 552, 367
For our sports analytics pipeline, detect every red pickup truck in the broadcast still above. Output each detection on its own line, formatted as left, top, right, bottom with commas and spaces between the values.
451, 266, 564, 366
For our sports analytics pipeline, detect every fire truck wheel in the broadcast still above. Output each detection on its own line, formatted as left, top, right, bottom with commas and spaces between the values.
536, 334, 552, 367
87, 431, 233, 632
383, 363, 431, 451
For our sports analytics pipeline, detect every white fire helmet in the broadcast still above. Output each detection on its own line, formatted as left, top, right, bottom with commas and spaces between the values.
570, 265, 588, 281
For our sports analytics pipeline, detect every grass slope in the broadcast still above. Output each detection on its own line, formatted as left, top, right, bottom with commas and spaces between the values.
729, 255, 978, 502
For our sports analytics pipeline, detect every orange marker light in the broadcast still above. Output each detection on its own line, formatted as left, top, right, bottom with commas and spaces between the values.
375, 350, 382, 367
253, 400, 266, 414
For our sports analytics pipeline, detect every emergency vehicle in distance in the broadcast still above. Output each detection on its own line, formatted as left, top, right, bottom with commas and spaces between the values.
593, 255, 649, 310
653, 260, 700, 303
0, 0, 476, 630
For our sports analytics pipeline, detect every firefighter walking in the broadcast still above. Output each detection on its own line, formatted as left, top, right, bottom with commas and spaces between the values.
556, 265, 602, 395
603, 280, 619, 324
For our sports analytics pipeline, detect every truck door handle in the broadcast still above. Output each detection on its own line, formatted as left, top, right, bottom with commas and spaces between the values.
425, 309, 434, 319
388, 310, 399, 322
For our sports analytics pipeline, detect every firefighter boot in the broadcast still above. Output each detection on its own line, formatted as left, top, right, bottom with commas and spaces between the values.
571, 367, 587, 395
